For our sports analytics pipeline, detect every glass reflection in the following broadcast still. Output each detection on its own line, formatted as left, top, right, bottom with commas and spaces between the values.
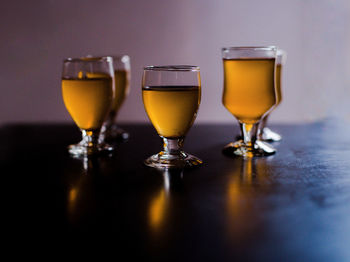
226, 157, 272, 240
66, 156, 101, 225
149, 188, 167, 230
148, 168, 184, 233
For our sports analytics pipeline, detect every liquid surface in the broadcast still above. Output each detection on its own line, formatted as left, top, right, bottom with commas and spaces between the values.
222, 58, 276, 124
62, 75, 113, 131
142, 86, 200, 138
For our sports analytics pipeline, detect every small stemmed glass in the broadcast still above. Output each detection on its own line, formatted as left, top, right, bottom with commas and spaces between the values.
142, 65, 202, 168
258, 49, 287, 142
61, 56, 114, 157
221, 46, 277, 157
100, 55, 131, 143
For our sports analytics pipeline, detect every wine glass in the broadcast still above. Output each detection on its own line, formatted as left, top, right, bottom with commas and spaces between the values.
61, 56, 114, 157
258, 49, 287, 142
221, 46, 277, 157
100, 55, 131, 142
142, 65, 202, 168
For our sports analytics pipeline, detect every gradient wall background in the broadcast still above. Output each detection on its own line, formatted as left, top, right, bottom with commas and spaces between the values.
1, 0, 350, 125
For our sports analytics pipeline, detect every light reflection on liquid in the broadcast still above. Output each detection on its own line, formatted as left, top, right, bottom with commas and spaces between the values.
226, 157, 272, 241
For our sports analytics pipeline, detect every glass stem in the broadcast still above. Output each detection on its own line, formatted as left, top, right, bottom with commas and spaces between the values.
162, 137, 184, 156
100, 111, 117, 143
260, 115, 268, 130
258, 115, 269, 138
239, 122, 259, 149
81, 130, 100, 149
105, 111, 118, 129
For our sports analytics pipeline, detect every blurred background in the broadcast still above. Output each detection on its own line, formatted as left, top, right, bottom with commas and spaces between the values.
1, 0, 350, 125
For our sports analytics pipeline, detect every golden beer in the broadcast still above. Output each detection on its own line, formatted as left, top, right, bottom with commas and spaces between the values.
142, 86, 200, 138
62, 75, 113, 131
275, 64, 282, 106
222, 58, 276, 124
110, 70, 130, 116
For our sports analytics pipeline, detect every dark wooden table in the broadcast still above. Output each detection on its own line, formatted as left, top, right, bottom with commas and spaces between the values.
1, 121, 350, 261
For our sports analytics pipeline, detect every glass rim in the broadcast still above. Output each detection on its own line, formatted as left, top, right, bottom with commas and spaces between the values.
277, 49, 287, 56
276, 49, 287, 65
111, 54, 130, 60
63, 56, 113, 63
222, 46, 277, 52
144, 65, 200, 72
85, 54, 130, 60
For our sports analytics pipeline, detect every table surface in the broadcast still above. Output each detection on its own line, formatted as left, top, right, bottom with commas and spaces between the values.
2, 121, 350, 260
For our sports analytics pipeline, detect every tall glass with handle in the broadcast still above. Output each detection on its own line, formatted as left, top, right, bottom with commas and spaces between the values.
61, 56, 114, 156
258, 49, 287, 142
100, 55, 131, 142
222, 46, 277, 157
142, 65, 202, 168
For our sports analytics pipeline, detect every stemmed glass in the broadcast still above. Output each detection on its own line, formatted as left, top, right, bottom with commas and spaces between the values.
142, 65, 202, 168
221, 46, 277, 157
258, 49, 287, 142
61, 56, 114, 157
100, 55, 131, 142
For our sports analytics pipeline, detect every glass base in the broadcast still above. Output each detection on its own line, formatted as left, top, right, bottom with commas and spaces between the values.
260, 127, 282, 142
101, 124, 129, 142
144, 151, 203, 169
222, 139, 276, 158
68, 142, 114, 157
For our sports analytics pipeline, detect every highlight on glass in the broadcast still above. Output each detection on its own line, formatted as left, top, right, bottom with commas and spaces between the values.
100, 55, 131, 143
142, 65, 202, 168
61, 56, 115, 157
258, 49, 287, 142
221, 46, 277, 157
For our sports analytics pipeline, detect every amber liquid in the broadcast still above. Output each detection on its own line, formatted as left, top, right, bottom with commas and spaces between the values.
110, 70, 130, 116
260, 64, 282, 127
62, 75, 113, 131
142, 86, 200, 138
275, 64, 282, 106
222, 58, 276, 124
